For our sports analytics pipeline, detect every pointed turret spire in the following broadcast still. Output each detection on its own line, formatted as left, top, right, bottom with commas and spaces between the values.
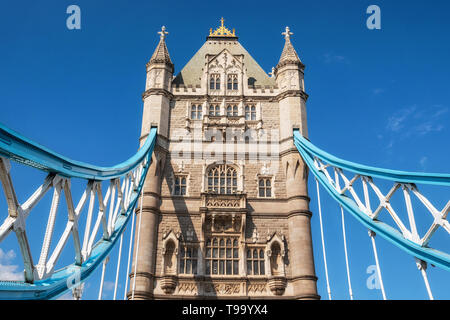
276, 26, 304, 69
148, 26, 174, 72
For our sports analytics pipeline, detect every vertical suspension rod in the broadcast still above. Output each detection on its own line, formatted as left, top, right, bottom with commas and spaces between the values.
368, 230, 386, 300
315, 178, 332, 300
340, 205, 354, 300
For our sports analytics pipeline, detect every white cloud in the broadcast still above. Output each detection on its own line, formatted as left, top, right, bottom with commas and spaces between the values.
372, 88, 385, 95
0, 248, 24, 281
103, 281, 115, 292
322, 53, 349, 64
386, 105, 447, 137
0, 248, 16, 262
419, 156, 428, 170
0, 263, 23, 281
386, 106, 417, 132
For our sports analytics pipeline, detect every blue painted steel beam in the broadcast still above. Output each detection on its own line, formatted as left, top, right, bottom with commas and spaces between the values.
0, 125, 157, 299
293, 129, 450, 272
0, 123, 157, 180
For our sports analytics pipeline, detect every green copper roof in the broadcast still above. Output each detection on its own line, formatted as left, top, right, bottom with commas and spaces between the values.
173, 40, 275, 87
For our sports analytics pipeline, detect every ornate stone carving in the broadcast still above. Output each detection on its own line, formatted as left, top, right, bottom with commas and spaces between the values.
247, 283, 267, 294
268, 276, 287, 296
204, 282, 241, 295
161, 275, 178, 294
177, 282, 198, 295
206, 214, 241, 233
202, 193, 246, 209
206, 198, 240, 208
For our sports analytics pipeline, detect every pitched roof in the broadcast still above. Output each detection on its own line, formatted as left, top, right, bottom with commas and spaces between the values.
278, 37, 301, 65
149, 36, 173, 70
276, 28, 304, 70
173, 40, 275, 87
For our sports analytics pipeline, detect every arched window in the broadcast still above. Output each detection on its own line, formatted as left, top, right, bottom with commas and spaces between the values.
163, 240, 177, 275
210, 74, 220, 90
209, 105, 220, 116
258, 178, 272, 197
269, 242, 282, 276
247, 248, 265, 275
190, 105, 202, 120
227, 74, 238, 90
173, 176, 187, 196
205, 237, 239, 275
245, 105, 257, 120
207, 164, 238, 194
226, 105, 238, 117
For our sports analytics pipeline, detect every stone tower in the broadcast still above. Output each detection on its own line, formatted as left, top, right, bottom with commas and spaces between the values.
129, 20, 319, 300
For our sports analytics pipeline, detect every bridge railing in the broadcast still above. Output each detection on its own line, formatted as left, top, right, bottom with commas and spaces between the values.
294, 129, 449, 299
0, 124, 157, 300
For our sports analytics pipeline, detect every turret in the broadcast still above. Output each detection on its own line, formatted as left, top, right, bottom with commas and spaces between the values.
130, 26, 173, 300
275, 27, 319, 299
275, 27, 308, 142
140, 26, 173, 143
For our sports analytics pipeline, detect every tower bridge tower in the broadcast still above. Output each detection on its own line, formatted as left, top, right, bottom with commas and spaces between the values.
129, 20, 319, 300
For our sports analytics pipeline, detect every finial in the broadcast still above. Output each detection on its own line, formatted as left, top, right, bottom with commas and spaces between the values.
282, 26, 293, 40
158, 25, 169, 40
269, 67, 275, 78
208, 18, 236, 38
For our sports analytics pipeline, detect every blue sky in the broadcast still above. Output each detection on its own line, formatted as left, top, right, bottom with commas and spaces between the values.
0, 0, 449, 300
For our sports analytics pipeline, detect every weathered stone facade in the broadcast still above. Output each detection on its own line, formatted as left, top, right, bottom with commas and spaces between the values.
129, 21, 319, 300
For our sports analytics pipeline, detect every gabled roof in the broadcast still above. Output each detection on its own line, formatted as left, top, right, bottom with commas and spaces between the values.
278, 37, 301, 65
173, 40, 275, 87
149, 38, 173, 66
148, 26, 174, 72
276, 27, 304, 69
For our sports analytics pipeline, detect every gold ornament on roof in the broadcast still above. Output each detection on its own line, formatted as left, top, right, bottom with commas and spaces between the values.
209, 17, 236, 37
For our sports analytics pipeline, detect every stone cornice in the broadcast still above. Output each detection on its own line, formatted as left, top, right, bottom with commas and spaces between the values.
168, 90, 308, 102
287, 209, 312, 219
277, 89, 309, 101
275, 60, 305, 71
142, 88, 174, 100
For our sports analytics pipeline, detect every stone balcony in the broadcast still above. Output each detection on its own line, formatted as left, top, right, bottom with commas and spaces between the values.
200, 192, 247, 210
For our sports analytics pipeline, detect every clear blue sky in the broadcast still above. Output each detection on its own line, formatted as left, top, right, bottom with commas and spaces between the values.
0, 0, 449, 300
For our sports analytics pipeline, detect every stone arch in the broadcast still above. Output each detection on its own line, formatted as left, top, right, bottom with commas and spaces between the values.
204, 161, 241, 194
162, 230, 179, 276
265, 233, 286, 277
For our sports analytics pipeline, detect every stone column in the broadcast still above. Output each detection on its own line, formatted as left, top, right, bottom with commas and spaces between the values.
284, 152, 319, 300
127, 151, 165, 300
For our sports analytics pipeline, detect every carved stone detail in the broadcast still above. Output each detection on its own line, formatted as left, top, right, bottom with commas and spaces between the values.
205, 214, 241, 233
177, 282, 198, 295
160, 275, 178, 294
204, 282, 241, 295
268, 276, 287, 296
206, 198, 240, 208
247, 283, 267, 294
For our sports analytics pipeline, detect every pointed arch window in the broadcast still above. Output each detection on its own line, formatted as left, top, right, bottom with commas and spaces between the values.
179, 245, 198, 275
190, 104, 202, 120
226, 105, 238, 117
173, 176, 187, 196
227, 74, 238, 90
209, 104, 220, 116
207, 164, 238, 194
205, 237, 239, 275
258, 178, 272, 198
210, 74, 220, 90
246, 248, 265, 275
245, 105, 256, 120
